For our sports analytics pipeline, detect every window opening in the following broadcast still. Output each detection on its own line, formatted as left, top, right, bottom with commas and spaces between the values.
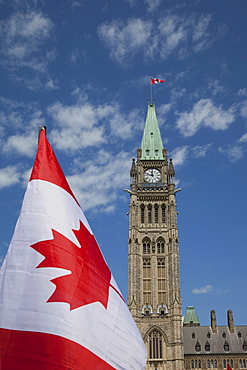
148, 204, 152, 223
141, 205, 145, 224
154, 204, 159, 223
161, 204, 165, 223
205, 342, 210, 352
195, 342, 201, 352
223, 341, 229, 351
148, 330, 163, 359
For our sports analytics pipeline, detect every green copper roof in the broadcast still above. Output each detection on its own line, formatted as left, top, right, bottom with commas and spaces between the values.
140, 102, 164, 160
184, 306, 200, 325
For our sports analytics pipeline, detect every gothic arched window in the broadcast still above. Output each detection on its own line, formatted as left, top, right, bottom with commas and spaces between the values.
148, 204, 152, 223
154, 204, 159, 223
157, 238, 165, 254
161, 204, 166, 223
143, 238, 151, 254
148, 330, 163, 359
140, 204, 145, 224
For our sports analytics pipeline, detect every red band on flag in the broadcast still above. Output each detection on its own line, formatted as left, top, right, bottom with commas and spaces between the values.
1, 328, 116, 370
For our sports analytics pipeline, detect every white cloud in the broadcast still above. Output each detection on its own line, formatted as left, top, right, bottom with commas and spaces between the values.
193, 285, 228, 295
192, 14, 212, 52
0, 165, 21, 189
47, 100, 142, 152
193, 285, 213, 294
0, 10, 55, 88
3, 131, 37, 157
192, 143, 212, 158
170, 146, 189, 166
240, 100, 247, 118
98, 13, 215, 65
218, 145, 244, 162
237, 88, 247, 97
1, 109, 45, 157
157, 103, 172, 124
1, 11, 53, 64
98, 18, 153, 65
207, 78, 225, 96
67, 150, 131, 212
144, 0, 162, 12
170, 144, 212, 169
238, 133, 247, 143
176, 98, 235, 137
109, 108, 142, 139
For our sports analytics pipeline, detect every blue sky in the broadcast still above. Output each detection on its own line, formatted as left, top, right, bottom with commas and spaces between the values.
1, 0, 247, 326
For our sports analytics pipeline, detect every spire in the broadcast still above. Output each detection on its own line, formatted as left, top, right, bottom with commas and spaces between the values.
140, 101, 164, 160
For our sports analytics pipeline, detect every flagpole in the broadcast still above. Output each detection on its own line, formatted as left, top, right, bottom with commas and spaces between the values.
150, 78, 153, 105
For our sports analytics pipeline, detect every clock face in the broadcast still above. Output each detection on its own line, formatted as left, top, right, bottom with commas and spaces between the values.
144, 168, 161, 183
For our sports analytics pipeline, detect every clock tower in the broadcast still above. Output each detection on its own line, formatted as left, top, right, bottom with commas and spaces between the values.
127, 101, 184, 370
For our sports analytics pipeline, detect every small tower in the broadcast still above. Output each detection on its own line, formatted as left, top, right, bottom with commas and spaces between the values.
127, 101, 184, 370
183, 306, 200, 327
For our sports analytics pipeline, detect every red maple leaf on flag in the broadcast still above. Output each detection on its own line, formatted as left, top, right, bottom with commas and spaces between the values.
31, 221, 114, 310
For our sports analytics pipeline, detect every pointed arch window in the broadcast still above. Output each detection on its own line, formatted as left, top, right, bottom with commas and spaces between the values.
143, 238, 151, 254
141, 204, 145, 224
148, 330, 163, 359
223, 341, 229, 351
195, 341, 201, 352
205, 341, 210, 352
148, 204, 152, 223
154, 204, 159, 223
243, 340, 247, 351
161, 204, 166, 223
240, 359, 246, 368
157, 238, 165, 254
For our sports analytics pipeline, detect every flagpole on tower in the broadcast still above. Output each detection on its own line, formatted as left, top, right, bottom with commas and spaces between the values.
149, 78, 165, 105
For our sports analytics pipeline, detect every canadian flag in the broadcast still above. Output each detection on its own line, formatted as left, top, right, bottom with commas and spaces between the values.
0, 128, 146, 369
150, 78, 165, 84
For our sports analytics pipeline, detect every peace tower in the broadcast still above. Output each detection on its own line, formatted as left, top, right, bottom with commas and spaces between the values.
127, 101, 184, 370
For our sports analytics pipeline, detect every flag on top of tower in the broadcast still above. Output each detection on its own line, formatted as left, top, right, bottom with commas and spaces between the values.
0, 127, 147, 370
150, 78, 165, 84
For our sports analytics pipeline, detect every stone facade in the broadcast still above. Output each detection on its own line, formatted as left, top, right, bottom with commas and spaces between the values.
127, 102, 246, 370
127, 103, 184, 370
